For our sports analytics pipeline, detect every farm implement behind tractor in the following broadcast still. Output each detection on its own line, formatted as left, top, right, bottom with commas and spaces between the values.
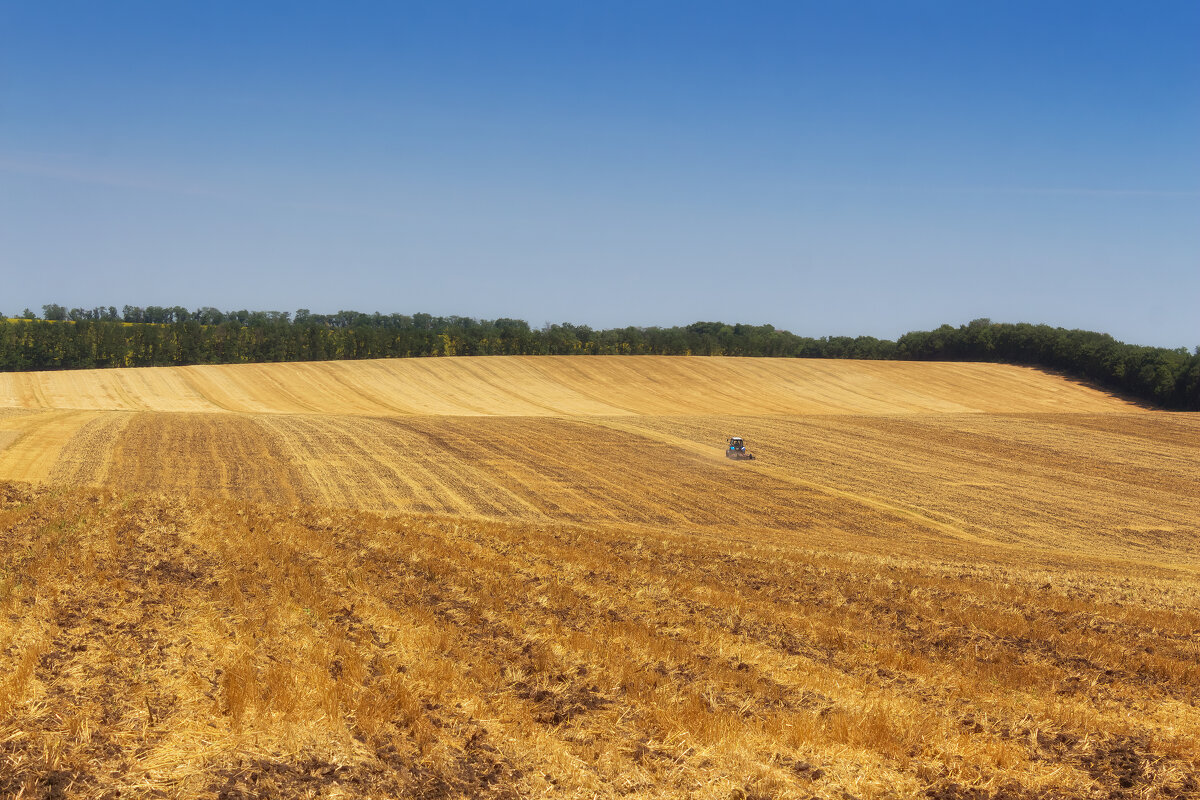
726, 437, 754, 460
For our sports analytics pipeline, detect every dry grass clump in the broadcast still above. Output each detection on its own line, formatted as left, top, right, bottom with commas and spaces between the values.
1, 480, 1197, 799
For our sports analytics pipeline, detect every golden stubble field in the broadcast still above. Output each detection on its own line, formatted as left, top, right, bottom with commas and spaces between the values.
0, 356, 1197, 799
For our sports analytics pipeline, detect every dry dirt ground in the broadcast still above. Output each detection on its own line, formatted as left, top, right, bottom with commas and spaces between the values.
0, 356, 1196, 798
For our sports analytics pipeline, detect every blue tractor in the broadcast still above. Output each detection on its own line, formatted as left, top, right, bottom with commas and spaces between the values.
726, 436, 755, 460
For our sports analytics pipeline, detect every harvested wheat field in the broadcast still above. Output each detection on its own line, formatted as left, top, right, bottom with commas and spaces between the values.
0, 356, 1197, 799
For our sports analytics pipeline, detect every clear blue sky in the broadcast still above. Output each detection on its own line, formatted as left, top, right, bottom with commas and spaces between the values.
2, 1, 1197, 347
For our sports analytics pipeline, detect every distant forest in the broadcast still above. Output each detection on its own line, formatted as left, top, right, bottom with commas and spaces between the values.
3, 304, 1198, 410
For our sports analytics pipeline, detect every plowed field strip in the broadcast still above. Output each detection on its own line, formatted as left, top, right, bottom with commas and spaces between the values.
789, 414, 1200, 559
251, 415, 936, 536
100, 413, 313, 505
12, 408, 1197, 571
585, 416, 1008, 546
399, 418, 692, 524
249, 414, 384, 507
48, 411, 134, 485
446, 514, 1200, 739
1044, 411, 1200, 449
605, 414, 1200, 566
257, 415, 495, 515
746, 416, 1195, 542
3, 475, 1199, 797
389, 419, 606, 519
268, 416, 561, 516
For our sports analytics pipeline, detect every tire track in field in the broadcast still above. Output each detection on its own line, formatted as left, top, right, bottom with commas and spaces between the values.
260, 415, 628, 518
231, 365, 330, 415
99, 413, 313, 505
253, 415, 896, 530
386, 417, 916, 533
401, 418, 686, 525
0, 410, 102, 483
382, 419, 553, 517
8, 401, 1192, 570
254, 415, 417, 510
474, 418, 722, 524
314, 361, 417, 415
257, 415, 494, 515
398, 419, 590, 518
102, 370, 155, 411
48, 411, 135, 486
0, 410, 34, 455
388, 417, 762, 527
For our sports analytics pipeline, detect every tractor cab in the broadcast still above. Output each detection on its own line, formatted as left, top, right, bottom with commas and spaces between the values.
726, 437, 754, 460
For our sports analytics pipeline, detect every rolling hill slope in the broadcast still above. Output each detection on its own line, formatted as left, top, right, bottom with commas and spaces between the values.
0, 355, 1140, 416
1, 356, 1197, 798
0, 356, 1190, 567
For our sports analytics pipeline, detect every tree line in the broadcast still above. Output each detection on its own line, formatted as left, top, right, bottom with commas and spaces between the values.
3, 307, 1197, 410
896, 319, 1198, 410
